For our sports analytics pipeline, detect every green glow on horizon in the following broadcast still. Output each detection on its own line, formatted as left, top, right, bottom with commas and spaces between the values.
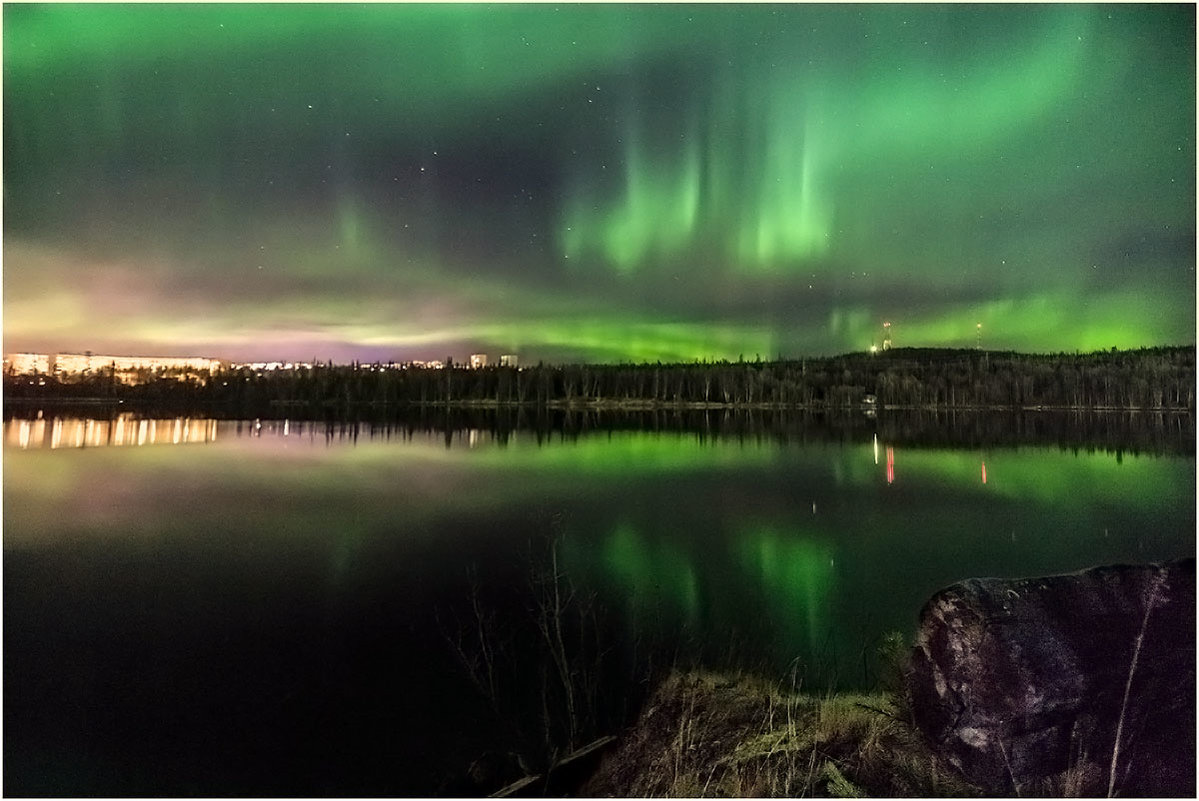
854, 289, 1193, 353
469, 319, 776, 363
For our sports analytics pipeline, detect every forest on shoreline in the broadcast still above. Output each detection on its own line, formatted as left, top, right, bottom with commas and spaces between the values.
5, 345, 1194, 413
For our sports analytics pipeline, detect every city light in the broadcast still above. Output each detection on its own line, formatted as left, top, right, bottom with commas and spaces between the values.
4, 351, 223, 384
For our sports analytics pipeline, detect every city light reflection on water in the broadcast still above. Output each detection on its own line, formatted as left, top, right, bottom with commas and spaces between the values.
5, 415, 219, 450
5, 414, 573, 454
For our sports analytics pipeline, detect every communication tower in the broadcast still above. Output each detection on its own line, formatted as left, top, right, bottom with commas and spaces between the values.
882, 321, 893, 351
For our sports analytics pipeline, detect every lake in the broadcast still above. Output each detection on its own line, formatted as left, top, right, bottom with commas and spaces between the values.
4, 409, 1194, 795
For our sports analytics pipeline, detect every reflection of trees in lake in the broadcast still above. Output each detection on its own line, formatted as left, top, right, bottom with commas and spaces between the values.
7, 403, 1189, 456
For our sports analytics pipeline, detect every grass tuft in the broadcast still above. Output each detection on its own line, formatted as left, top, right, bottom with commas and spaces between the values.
581, 667, 982, 797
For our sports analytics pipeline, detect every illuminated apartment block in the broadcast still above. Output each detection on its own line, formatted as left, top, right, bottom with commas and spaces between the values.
499, 354, 518, 367
48, 353, 223, 375
235, 361, 315, 371
469, 354, 488, 369
5, 352, 223, 383
71, 354, 221, 373
3, 353, 52, 374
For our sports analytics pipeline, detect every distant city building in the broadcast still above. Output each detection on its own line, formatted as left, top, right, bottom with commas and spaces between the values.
408, 360, 445, 370
53, 353, 223, 375
4, 353, 51, 374
5, 352, 222, 383
469, 353, 488, 369
499, 354, 518, 367
234, 361, 313, 371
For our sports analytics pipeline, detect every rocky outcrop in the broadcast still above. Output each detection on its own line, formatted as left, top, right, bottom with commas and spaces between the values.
907, 559, 1195, 796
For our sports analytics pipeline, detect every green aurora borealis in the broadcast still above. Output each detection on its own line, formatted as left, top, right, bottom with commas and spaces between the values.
3, 4, 1195, 363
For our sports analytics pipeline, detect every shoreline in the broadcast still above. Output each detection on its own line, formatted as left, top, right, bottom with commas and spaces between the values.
4, 396, 1195, 414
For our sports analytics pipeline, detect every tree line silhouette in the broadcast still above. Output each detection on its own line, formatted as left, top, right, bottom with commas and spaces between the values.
5, 346, 1194, 412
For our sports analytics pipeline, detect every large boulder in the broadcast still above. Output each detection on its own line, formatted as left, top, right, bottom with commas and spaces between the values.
907, 559, 1194, 796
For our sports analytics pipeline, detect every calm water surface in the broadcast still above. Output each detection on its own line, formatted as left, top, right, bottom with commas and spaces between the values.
4, 412, 1194, 795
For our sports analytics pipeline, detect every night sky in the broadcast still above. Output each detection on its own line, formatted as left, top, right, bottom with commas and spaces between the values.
4, 4, 1195, 364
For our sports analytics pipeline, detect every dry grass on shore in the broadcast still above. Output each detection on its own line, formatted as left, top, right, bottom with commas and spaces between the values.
580, 671, 979, 798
